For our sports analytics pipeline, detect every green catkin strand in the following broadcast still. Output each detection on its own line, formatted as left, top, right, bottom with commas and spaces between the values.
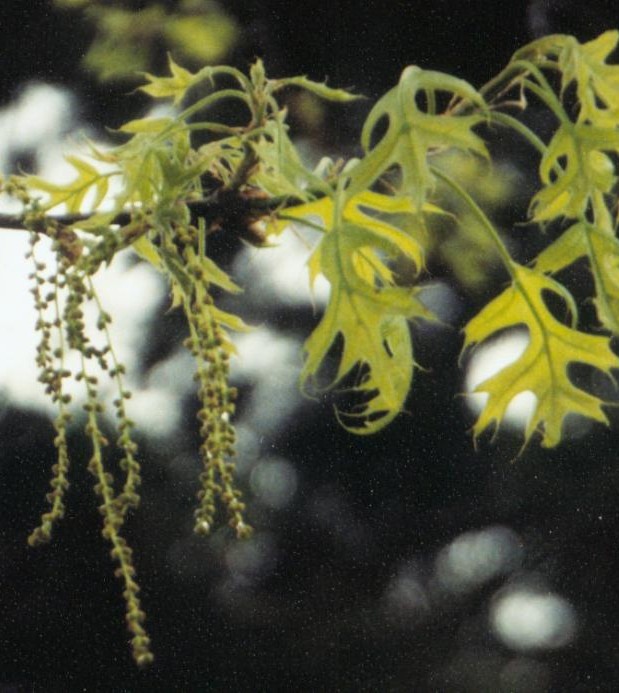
27, 233, 72, 545
87, 276, 142, 519
26, 225, 152, 663
180, 244, 251, 539
65, 266, 153, 666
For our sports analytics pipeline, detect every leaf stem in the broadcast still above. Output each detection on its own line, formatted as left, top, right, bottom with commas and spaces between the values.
488, 111, 547, 155
430, 166, 516, 277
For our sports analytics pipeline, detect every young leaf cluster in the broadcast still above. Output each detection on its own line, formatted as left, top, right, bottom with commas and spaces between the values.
461, 31, 619, 447
3, 56, 361, 665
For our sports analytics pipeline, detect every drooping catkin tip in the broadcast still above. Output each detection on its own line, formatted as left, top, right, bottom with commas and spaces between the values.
194, 519, 211, 535
235, 520, 253, 540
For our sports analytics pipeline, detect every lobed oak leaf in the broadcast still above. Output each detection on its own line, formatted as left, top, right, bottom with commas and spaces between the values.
27, 155, 111, 214
348, 66, 488, 208
274, 190, 434, 274
464, 265, 619, 448
302, 226, 429, 433
531, 123, 619, 222
297, 188, 436, 433
534, 207, 619, 334
558, 30, 619, 125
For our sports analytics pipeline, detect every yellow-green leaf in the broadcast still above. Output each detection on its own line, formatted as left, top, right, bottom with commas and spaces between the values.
464, 265, 619, 448
131, 236, 163, 270
531, 123, 619, 222
119, 117, 175, 134
534, 206, 619, 334
27, 155, 111, 214
302, 229, 423, 433
249, 117, 327, 199
140, 56, 196, 106
273, 190, 432, 274
211, 305, 251, 333
274, 76, 361, 103
199, 255, 242, 294
559, 30, 619, 125
514, 31, 619, 125
349, 66, 488, 207
299, 186, 435, 433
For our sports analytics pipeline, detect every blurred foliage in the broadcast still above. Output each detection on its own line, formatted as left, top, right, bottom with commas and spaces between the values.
53, 0, 238, 82
430, 149, 519, 292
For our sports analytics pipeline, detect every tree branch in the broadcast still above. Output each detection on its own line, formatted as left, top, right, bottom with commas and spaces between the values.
0, 190, 311, 234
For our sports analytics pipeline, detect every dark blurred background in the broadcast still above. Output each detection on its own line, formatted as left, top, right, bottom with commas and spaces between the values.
2, 1, 619, 691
